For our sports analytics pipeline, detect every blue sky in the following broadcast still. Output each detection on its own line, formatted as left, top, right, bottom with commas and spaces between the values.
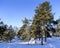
0, 0, 60, 27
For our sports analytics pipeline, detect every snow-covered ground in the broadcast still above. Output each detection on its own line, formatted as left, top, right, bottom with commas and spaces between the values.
0, 36, 60, 48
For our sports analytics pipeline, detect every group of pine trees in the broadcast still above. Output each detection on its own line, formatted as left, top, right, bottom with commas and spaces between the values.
0, 1, 58, 45
17, 1, 57, 45
0, 19, 16, 42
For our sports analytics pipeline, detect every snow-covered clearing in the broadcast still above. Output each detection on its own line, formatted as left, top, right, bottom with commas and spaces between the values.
0, 36, 60, 48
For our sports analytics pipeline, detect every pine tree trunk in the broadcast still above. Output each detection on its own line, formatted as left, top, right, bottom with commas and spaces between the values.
41, 32, 43, 45
10, 39, 11, 43
45, 31, 47, 42
39, 37, 40, 40
41, 26, 44, 45
39, 34, 40, 40
41, 36, 43, 45
35, 39, 36, 44
52, 32, 54, 36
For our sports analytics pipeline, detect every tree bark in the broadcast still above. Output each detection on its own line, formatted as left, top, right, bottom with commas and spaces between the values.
41, 36, 43, 45
45, 31, 47, 42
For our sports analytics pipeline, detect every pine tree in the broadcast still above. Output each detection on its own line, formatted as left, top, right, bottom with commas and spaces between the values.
0, 19, 7, 42
5, 25, 16, 42
17, 17, 30, 41
31, 1, 54, 45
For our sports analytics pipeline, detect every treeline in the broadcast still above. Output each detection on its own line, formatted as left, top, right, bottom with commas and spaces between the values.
0, 19, 16, 42
0, 1, 58, 44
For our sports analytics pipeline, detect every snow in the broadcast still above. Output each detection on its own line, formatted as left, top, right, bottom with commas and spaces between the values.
0, 36, 60, 48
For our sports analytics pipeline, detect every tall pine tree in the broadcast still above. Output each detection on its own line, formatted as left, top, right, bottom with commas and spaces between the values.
31, 1, 54, 45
